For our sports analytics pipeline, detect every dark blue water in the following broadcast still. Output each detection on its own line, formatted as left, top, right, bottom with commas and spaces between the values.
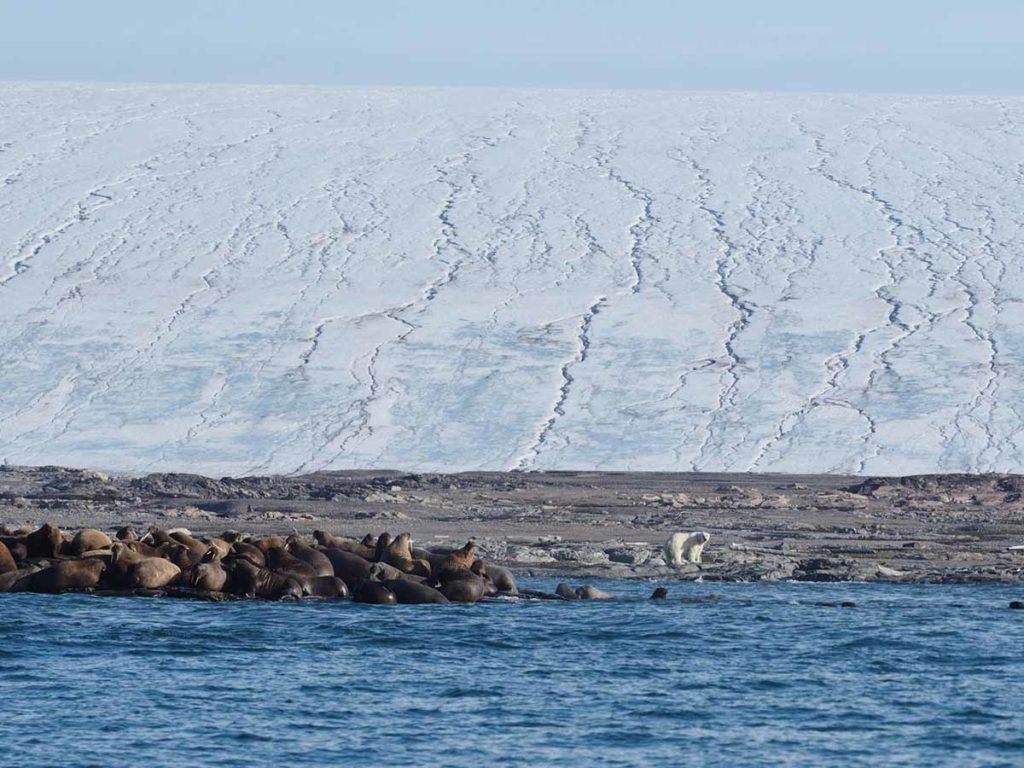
2, 580, 1023, 767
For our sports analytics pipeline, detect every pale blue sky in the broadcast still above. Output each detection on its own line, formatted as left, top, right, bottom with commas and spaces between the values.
1, 0, 1021, 93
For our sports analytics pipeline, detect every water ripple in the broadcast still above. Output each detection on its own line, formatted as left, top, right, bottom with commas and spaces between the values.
2, 579, 1023, 767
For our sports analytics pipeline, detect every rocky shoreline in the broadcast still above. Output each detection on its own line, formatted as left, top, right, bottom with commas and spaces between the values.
2, 464, 1024, 584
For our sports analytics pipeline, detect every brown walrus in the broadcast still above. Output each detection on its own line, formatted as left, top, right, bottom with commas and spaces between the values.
368, 561, 408, 582
169, 530, 209, 557
24, 523, 64, 558
129, 558, 181, 589
115, 525, 137, 541
322, 548, 373, 584
0, 538, 28, 564
162, 543, 200, 570
230, 541, 266, 567
373, 533, 393, 562
109, 542, 179, 586
265, 547, 319, 580
108, 542, 147, 580
248, 535, 288, 554
142, 527, 175, 547
285, 535, 334, 577
122, 539, 166, 558
313, 530, 374, 560
438, 540, 476, 578
576, 585, 613, 600
472, 561, 517, 594
189, 549, 229, 592
229, 559, 302, 599
0, 540, 16, 574
384, 533, 431, 577
463, 563, 498, 597
69, 528, 113, 556
382, 579, 449, 605
352, 580, 397, 605
11, 558, 106, 593
0, 565, 43, 592
440, 572, 487, 604
555, 583, 579, 600
298, 575, 350, 598
203, 537, 232, 559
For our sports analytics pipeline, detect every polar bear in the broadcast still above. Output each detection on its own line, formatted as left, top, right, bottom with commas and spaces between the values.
664, 532, 710, 566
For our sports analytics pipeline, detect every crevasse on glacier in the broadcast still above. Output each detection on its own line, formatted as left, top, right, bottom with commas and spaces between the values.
0, 83, 1021, 475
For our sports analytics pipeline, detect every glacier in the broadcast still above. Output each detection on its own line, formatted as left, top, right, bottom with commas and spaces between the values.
0, 82, 1021, 476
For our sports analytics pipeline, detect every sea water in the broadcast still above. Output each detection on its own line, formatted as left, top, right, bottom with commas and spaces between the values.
2, 580, 1023, 767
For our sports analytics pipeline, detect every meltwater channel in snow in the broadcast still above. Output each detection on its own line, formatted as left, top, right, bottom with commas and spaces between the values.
0, 82, 1021, 476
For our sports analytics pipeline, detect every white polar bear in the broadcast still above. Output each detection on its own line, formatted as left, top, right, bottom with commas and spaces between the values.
664, 532, 710, 566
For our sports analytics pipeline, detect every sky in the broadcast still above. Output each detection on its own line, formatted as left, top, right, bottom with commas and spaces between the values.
0, 0, 1022, 94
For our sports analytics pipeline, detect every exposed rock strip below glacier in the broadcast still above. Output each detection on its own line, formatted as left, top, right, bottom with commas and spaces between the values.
2, 465, 1023, 583
0, 83, 1022, 475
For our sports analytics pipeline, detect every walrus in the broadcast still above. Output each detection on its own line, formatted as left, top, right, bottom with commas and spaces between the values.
576, 585, 613, 600
411, 547, 449, 572
555, 583, 579, 599
24, 523, 64, 558
264, 547, 319, 580
248, 535, 288, 554
0, 562, 47, 592
108, 542, 148, 582
109, 542, 179, 585
352, 580, 397, 604
0, 566, 40, 592
298, 575, 350, 598
0, 540, 16, 574
285, 535, 334, 577
368, 561, 407, 582
169, 530, 209, 557
122, 539, 166, 558
129, 558, 181, 589
69, 528, 113, 556
461, 563, 498, 596
115, 525, 137, 541
651, 587, 669, 600
229, 559, 302, 599
384, 533, 431, 577
142, 527, 174, 547
203, 537, 232, 559
190, 549, 229, 592
313, 531, 375, 560
11, 558, 106, 593
438, 540, 476, 576
230, 541, 266, 567
472, 561, 517, 594
0, 538, 28, 564
382, 579, 449, 605
163, 543, 201, 570
322, 548, 373, 583
373, 532, 393, 562
440, 574, 486, 604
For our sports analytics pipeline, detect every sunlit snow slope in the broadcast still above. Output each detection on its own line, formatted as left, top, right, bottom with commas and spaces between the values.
1, 82, 1022, 475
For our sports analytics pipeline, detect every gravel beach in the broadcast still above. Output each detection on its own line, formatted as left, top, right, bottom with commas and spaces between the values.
3, 464, 1023, 583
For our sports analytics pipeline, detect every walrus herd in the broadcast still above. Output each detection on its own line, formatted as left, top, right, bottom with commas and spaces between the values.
0, 523, 522, 604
